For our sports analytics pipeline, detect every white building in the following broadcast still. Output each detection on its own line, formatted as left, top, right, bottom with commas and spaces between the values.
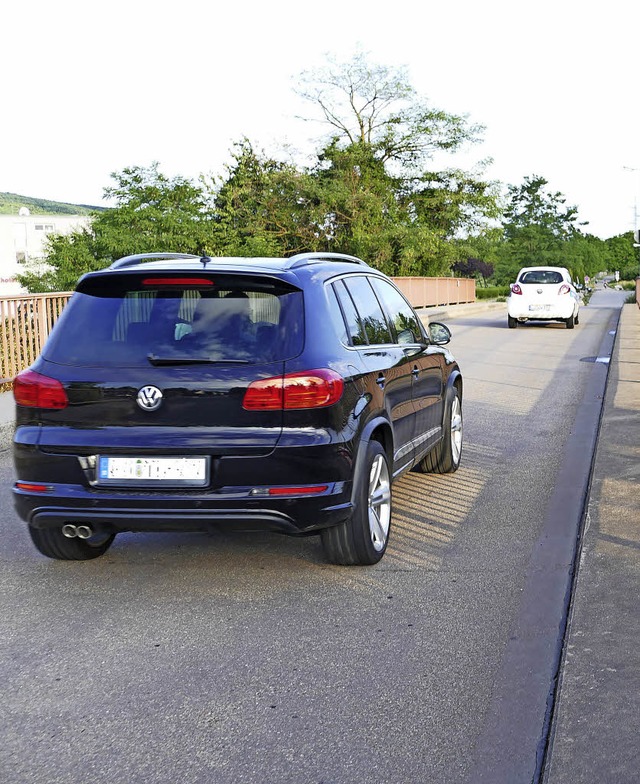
0, 208, 91, 296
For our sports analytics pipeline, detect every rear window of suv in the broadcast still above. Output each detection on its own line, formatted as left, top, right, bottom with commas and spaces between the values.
43, 273, 304, 367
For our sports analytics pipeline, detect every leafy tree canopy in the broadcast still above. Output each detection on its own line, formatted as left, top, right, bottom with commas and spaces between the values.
490, 175, 608, 284
210, 139, 321, 257
99, 163, 215, 258
452, 257, 495, 282
502, 175, 584, 239
603, 232, 639, 279
296, 51, 484, 170
17, 163, 215, 292
16, 54, 618, 294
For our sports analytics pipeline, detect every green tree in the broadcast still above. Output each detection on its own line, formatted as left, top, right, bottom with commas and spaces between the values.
493, 175, 588, 284
295, 53, 499, 274
296, 51, 483, 168
562, 233, 612, 283
21, 54, 510, 291
604, 232, 639, 279
503, 175, 583, 238
308, 142, 495, 276
17, 163, 216, 292
16, 227, 99, 293
211, 139, 321, 256
98, 162, 214, 258
311, 140, 403, 266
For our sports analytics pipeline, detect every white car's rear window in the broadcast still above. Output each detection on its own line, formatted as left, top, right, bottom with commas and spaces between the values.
520, 271, 564, 285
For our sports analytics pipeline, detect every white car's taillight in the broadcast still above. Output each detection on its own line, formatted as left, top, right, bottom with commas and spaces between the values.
511, 283, 522, 295
558, 284, 571, 295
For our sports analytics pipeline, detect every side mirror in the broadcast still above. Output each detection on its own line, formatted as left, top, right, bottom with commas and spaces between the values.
428, 321, 452, 345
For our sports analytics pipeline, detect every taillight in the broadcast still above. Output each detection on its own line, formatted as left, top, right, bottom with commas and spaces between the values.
243, 369, 344, 410
558, 284, 571, 295
13, 369, 68, 409
267, 485, 329, 496
15, 482, 52, 493
511, 284, 523, 295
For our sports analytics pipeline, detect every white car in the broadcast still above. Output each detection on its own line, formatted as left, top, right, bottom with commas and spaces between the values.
507, 266, 580, 329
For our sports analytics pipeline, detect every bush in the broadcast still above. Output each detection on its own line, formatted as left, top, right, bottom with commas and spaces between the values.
619, 265, 639, 282
476, 286, 510, 300
581, 289, 594, 306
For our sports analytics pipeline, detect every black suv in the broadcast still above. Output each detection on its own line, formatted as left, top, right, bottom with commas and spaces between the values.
13, 252, 463, 565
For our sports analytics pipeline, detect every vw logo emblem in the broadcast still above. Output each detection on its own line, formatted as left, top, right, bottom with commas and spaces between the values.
137, 385, 163, 411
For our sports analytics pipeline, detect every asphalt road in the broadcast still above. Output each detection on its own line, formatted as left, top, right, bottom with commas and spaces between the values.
0, 290, 626, 784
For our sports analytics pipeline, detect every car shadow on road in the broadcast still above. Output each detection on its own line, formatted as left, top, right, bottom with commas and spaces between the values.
66, 443, 491, 577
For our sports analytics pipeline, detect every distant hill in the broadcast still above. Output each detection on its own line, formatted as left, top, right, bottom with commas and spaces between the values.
0, 192, 104, 216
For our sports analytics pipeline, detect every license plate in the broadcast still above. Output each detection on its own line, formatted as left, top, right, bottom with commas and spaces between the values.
529, 304, 551, 312
97, 456, 208, 487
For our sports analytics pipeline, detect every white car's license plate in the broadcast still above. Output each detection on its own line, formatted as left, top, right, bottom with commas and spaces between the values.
97, 456, 208, 486
529, 304, 551, 312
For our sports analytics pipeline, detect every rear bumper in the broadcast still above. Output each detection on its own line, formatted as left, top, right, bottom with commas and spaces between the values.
507, 300, 577, 320
13, 482, 353, 536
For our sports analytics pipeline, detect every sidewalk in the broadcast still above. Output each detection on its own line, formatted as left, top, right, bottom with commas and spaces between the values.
423, 294, 640, 780
0, 388, 13, 451
542, 302, 640, 782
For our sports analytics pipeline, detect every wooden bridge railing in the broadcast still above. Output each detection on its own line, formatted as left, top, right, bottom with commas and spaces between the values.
0, 277, 475, 384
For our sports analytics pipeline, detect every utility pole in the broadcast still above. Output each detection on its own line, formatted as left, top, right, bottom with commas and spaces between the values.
623, 166, 640, 235
622, 168, 640, 281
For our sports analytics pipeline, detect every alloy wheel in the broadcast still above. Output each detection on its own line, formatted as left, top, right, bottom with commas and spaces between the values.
450, 395, 463, 465
368, 453, 391, 551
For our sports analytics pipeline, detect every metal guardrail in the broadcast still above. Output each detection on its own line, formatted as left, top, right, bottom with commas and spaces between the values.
0, 277, 475, 384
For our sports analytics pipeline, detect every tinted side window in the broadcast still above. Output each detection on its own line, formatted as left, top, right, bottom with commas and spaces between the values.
369, 278, 423, 343
325, 284, 349, 345
333, 280, 367, 346
342, 276, 393, 345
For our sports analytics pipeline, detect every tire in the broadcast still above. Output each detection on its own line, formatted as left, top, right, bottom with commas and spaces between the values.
565, 314, 575, 329
29, 525, 115, 560
508, 315, 518, 329
416, 387, 463, 474
574, 311, 579, 325
321, 440, 391, 565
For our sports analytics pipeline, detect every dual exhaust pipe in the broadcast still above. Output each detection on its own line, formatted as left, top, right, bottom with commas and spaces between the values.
62, 524, 93, 539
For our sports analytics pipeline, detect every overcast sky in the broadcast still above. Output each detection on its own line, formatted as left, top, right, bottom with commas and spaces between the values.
3, 0, 639, 239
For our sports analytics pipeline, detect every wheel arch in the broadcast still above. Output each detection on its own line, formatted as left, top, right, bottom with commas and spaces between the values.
438, 369, 463, 436
350, 415, 393, 506
446, 369, 463, 402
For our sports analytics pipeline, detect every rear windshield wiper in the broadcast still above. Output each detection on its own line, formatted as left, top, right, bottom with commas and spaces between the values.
147, 355, 250, 366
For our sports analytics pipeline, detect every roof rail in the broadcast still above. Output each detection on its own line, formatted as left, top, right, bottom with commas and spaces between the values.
285, 252, 368, 270
109, 252, 203, 270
